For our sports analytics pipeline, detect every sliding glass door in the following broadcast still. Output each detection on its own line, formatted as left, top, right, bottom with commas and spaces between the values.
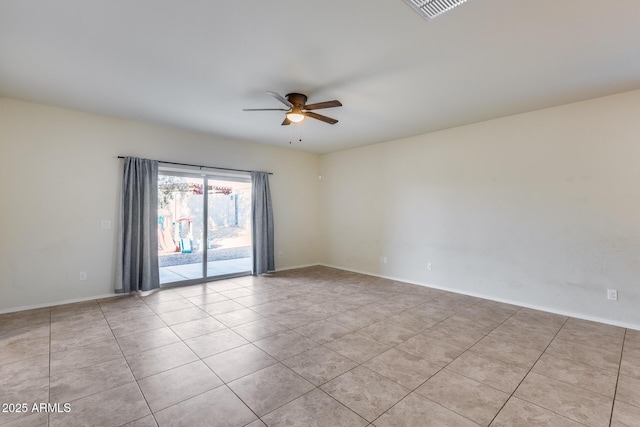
157, 170, 252, 285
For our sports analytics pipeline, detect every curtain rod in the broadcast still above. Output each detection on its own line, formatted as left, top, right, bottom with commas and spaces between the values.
117, 156, 273, 175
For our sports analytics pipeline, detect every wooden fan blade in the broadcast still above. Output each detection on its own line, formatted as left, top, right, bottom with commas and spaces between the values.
305, 111, 338, 124
281, 117, 292, 126
267, 91, 294, 108
304, 100, 342, 110
243, 108, 288, 111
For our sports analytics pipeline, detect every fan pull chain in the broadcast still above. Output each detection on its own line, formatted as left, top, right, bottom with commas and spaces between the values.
288, 123, 303, 144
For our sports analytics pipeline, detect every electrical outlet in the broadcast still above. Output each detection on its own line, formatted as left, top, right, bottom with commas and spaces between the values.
278, 251, 283, 258
427, 263, 432, 270
101, 220, 112, 229
79, 272, 87, 281
607, 289, 618, 301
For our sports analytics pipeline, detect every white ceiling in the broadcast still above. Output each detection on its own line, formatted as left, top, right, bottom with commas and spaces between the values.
1, 1, 639, 153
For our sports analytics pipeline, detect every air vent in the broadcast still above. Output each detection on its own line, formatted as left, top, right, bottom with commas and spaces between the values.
403, 0, 470, 20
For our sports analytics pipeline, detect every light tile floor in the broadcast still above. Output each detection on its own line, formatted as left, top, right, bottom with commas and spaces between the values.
1, 266, 639, 426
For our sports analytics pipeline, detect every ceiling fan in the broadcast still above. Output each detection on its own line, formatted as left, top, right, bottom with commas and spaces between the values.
243, 92, 342, 125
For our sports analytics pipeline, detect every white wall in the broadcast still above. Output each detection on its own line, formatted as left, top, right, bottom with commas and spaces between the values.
320, 90, 640, 328
4, 91, 640, 327
0, 98, 321, 311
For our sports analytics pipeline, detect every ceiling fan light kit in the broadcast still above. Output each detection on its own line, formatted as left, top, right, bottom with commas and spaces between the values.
286, 107, 306, 123
244, 92, 342, 126
403, 0, 470, 20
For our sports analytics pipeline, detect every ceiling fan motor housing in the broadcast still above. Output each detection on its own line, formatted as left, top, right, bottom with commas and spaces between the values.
285, 93, 307, 108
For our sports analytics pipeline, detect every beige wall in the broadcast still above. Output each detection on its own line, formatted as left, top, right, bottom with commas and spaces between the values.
4, 90, 640, 327
0, 98, 321, 311
320, 90, 640, 328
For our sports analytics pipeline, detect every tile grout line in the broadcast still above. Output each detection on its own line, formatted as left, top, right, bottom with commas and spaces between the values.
420, 306, 530, 426
244, 276, 382, 423
8, 269, 633, 427
98, 296, 160, 427
132, 287, 253, 421
312, 388, 370, 426
202, 288, 404, 424
135, 285, 266, 424
364, 302, 551, 425
521, 351, 622, 399
459, 315, 621, 398
495, 314, 565, 422
485, 315, 596, 427
393, 303, 524, 424
361, 298, 517, 426
245, 330, 375, 424
210, 370, 263, 426
44, 284, 414, 425
516, 319, 626, 397
608, 328, 627, 427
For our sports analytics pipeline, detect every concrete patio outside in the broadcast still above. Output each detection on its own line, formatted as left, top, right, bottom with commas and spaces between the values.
159, 257, 252, 284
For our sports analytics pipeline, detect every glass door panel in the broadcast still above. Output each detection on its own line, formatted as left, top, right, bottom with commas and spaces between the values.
158, 173, 205, 284
206, 178, 252, 277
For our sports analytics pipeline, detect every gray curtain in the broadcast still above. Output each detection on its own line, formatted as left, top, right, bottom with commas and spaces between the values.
115, 157, 159, 293
251, 171, 275, 274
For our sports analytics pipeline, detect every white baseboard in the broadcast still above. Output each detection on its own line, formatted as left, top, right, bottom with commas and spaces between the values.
0, 293, 120, 314
319, 263, 640, 331
0, 265, 322, 313
5, 263, 638, 331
